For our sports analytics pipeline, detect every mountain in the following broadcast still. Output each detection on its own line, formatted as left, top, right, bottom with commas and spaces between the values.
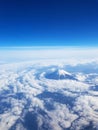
45, 69, 76, 80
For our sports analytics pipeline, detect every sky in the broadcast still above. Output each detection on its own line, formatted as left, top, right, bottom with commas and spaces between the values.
0, 0, 98, 47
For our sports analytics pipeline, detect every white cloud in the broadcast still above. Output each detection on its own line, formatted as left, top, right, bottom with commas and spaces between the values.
0, 47, 98, 64
0, 57, 98, 129
73, 95, 98, 129
46, 103, 78, 129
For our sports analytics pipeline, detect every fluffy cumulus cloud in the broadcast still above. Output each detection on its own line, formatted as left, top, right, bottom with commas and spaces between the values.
0, 58, 98, 130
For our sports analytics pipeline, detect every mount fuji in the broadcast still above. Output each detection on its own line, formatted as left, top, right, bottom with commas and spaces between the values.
45, 69, 76, 80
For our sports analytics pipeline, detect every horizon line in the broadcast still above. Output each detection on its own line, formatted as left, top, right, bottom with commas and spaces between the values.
0, 45, 98, 49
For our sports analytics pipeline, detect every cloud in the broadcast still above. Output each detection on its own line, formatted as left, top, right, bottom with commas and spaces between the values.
0, 47, 98, 64
0, 60, 98, 130
73, 95, 98, 130
46, 103, 78, 129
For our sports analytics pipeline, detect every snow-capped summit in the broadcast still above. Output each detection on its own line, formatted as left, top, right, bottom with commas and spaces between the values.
57, 69, 71, 76
45, 68, 75, 80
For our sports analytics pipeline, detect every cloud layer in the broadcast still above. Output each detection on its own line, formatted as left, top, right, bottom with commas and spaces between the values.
0, 59, 98, 130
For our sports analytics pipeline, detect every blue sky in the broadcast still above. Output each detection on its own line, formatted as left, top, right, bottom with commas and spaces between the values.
0, 0, 98, 47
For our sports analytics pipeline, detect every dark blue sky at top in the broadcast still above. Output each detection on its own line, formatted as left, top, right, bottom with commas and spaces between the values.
0, 0, 98, 46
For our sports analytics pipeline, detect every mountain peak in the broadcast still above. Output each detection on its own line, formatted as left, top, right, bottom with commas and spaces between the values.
44, 68, 75, 80
57, 69, 71, 76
